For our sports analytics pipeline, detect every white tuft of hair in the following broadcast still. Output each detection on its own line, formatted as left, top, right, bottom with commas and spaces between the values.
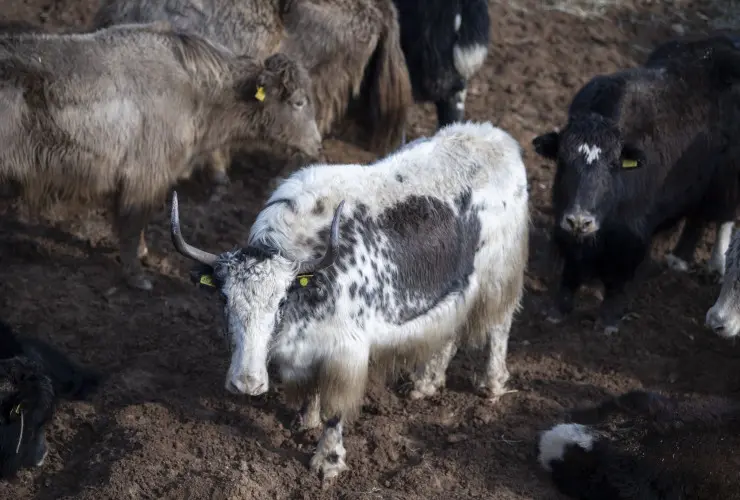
538, 423, 595, 472
453, 43, 488, 80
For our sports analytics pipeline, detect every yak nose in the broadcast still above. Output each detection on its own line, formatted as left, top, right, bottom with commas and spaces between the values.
226, 376, 268, 396
706, 307, 727, 335
562, 211, 598, 235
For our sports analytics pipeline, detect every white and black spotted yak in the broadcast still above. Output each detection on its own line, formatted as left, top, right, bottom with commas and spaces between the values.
537, 389, 740, 499
169, 121, 529, 481
392, 0, 489, 130
533, 34, 740, 335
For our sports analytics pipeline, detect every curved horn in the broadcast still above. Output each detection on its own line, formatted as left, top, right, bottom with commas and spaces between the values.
170, 191, 219, 267
297, 200, 345, 275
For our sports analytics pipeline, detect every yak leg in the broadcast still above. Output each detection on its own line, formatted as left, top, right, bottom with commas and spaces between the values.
598, 280, 629, 336
546, 257, 582, 324
310, 415, 347, 483
115, 202, 153, 291
666, 218, 705, 272
435, 88, 467, 128
293, 392, 322, 431
408, 339, 458, 400
708, 221, 734, 278
310, 350, 367, 482
477, 307, 516, 402
137, 230, 149, 260
207, 147, 231, 201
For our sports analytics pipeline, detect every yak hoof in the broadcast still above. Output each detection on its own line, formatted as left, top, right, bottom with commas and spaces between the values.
211, 170, 230, 186
602, 324, 619, 336
408, 388, 435, 400
665, 253, 690, 272
407, 377, 443, 400
310, 450, 347, 484
126, 274, 153, 291
292, 411, 321, 432
209, 184, 229, 203
476, 384, 517, 403
545, 306, 567, 324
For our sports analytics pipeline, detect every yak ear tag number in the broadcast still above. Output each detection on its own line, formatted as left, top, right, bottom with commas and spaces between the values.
622, 158, 638, 169
199, 274, 216, 287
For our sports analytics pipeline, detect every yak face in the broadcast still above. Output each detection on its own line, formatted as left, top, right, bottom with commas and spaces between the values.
706, 230, 740, 338
533, 114, 645, 239
0, 395, 49, 478
192, 248, 297, 396
170, 192, 345, 397
239, 53, 322, 159
0, 358, 54, 479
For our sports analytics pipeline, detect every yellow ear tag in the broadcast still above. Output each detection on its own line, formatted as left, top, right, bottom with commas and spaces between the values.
199, 274, 215, 287
11, 404, 21, 416
622, 159, 638, 169
298, 275, 312, 287
255, 86, 266, 102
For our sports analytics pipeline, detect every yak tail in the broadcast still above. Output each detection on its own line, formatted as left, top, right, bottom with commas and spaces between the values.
454, 0, 490, 80
355, 0, 412, 155
567, 389, 740, 432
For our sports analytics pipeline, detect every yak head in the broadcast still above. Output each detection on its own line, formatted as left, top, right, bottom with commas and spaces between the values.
169, 191, 345, 396
533, 113, 645, 239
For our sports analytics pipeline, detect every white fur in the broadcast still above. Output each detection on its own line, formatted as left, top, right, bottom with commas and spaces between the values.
244, 121, 529, 478
453, 43, 487, 80
456, 88, 467, 111
454, 13, 462, 32
707, 228, 740, 337
665, 253, 690, 273
577, 143, 601, 165
708, 221, 734, 276
255, 120, 528, 363
538, 423, 595, 472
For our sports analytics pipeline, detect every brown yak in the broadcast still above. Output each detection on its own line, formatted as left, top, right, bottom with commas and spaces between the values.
93, 0, 413, 189
0, 22, 320, 290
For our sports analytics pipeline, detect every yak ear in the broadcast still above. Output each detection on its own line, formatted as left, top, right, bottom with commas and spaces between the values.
189, 264, 219, 292
619, 143, 645, 170
532, 131, 560, 160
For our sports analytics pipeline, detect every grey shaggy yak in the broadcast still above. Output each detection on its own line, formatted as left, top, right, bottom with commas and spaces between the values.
93, 0, 413, 188
0, 22, 320, 291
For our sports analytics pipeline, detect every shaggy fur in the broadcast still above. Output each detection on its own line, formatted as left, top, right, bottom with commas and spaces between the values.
0, 321, 100, 478
707, 227, 740, 337
93, 0, 413, 185
533, 35, 740, 334
538, 390, 740, 499
393, 0, 490, 128
0, 23, 320, 291
171, 121, 529, 482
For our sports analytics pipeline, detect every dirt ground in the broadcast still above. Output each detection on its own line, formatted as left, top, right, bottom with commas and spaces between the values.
0, 0, 739, 498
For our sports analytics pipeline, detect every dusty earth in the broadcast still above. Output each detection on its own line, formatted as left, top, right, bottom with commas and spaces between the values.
0, 0, 739, 498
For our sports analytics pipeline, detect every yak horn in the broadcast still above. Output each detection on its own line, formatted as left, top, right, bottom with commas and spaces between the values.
170, 191, 219, 267
296, 200, 345, 275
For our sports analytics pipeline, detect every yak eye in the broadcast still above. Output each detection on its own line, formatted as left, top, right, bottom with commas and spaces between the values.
292, 97, 306, 109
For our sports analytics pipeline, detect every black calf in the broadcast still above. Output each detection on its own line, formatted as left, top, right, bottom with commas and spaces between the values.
0, 321, 100, 478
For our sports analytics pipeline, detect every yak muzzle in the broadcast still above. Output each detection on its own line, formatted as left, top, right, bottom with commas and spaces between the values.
705, 306, 740, 338
225, 374, 268, 396
561, 210, 599, 236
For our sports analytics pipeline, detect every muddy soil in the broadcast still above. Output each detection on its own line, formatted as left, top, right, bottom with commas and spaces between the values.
0, 1, 739, 499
